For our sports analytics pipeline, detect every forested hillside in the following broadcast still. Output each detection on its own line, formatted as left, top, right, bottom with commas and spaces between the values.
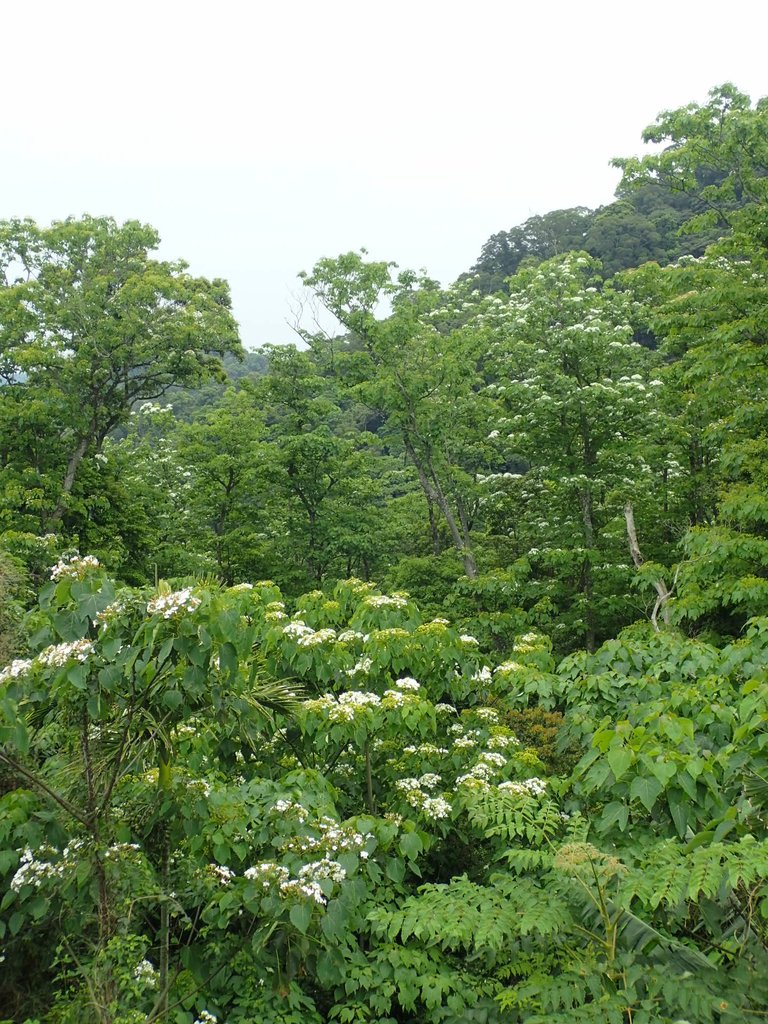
2, 83, 768, 1023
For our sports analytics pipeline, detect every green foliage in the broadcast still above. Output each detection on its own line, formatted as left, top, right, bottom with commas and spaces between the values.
5, 82, 768, 1024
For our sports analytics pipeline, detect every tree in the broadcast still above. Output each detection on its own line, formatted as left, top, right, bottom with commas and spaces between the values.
0, 216, 242, 529
464, 207, 594, 293
299, 252, 491, 579
614, 83, 768, 236
615, 85, 768, 635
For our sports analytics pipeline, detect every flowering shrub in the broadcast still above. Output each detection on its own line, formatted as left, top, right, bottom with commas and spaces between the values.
3, 565, 768, 1021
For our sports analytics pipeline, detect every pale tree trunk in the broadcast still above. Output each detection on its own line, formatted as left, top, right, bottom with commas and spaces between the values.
403, 436, 477, 578
624, 501, 673, 630
50, 436, 90, 523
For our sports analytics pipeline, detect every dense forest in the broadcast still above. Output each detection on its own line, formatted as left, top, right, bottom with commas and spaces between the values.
1, 83, 768, 1023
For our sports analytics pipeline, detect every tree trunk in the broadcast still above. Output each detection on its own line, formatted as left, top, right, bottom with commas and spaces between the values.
403, 436, 477, 578
50, 435, 90, 522
624, 501, 672, 629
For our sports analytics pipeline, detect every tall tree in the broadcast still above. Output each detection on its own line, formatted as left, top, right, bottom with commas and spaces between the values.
300, 253, 490, 578
0, 216, 241, 528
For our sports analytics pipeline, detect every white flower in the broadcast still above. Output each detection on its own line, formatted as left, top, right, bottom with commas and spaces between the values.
453, 736, 477, 750
280, 878, 326, 904
479, 751, 507, 768
297, 858, 346, 884
418, 773, 441, 789
459, 634, 479, 645
337, 629, 365, 643
488, 734, 519, 750
346, 657, 373, 677
395, 677, 420, 691
282, 619, 315, 638
193, 1012, 218, 1024
147, 588, 201, 619
495, 660, 523, 674
422, 796, 452, 820
133, 959, 158, 987
498, 777, 547, 796
0, 658, 34, 684
244, 862, 290, 889
37, 639, 94, 669
473, 707, 499, 723
297, 627, 337, 647
364, 594, 408, 609
50, 554, 101, 581
208, 864, 235, 884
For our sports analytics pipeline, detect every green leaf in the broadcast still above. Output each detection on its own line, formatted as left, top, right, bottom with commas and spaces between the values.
385, 857, 405, 883
607, 746, 632, 781
289, 901, 312, 933
667, 791, 690, 838
629, 774, 662, 812
398, 832, 423, 861
598, 801, 629, 832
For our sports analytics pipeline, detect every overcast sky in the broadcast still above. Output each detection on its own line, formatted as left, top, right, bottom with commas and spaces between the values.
3, 0, 767, 348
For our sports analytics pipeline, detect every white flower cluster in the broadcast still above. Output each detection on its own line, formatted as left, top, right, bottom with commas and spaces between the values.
498, 777, 547, 796
473, 707, 499, 723
50, 554, 101, 581
434, 702, 456, 715
456, 756, 503, 787
243, 858, 346, 906
472, 666, 492, 683
346, 657, 373, 677
402, 743, 449, 756
364, 594, 408, 609
103, 842, 141, 860
487, 733, 519, 750
147, 588, 201, 619
283, 620, 314, 638
337, 629, 366, 643
298, 858, 346, 884
382, 689, 415, 708
495, 660, 523, 674
513, 632, 544, 654
37, 639, 94, 669
297, 627, 337, 648
208, 864, 235, 885
270, 798, 309, 822
229, 582, 254, 591
479, 751, 507, 768
0, 658, 34, 684
133, 959, 158, 987
304, 690, 381, 723
96, 596, 129, 627
193, 1012, 218, 1024
277, 816, 373, 859
396, 773, 442, 795
395, 677, 420, 691
244, 861, 290, 889
422, 797, 452, 819
459, 634, 479, 645
265, 609, 288, 622
396, 776, 452, 820
453, 735, 477, 750
10, 847, 64, 891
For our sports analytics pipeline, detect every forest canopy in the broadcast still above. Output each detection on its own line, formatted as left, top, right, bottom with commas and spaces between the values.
2, 83, 768, 1024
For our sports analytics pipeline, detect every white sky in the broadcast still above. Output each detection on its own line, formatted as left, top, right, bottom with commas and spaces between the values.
3, 0, 767, 348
